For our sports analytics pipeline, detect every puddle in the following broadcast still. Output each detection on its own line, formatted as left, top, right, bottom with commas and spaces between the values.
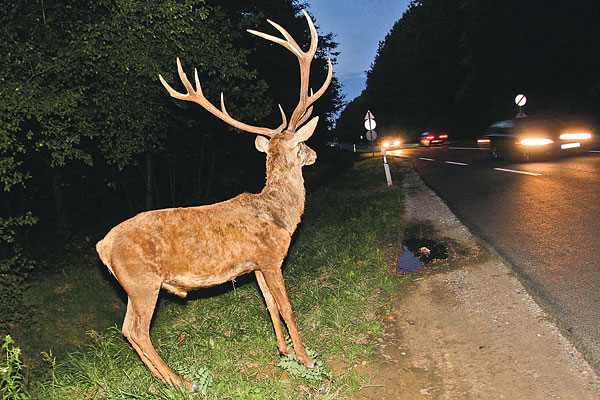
396, 238, 448, 273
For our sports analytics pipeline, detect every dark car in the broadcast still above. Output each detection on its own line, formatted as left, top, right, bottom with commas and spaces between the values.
420, 131, 449, 147
477, 117, 594, 160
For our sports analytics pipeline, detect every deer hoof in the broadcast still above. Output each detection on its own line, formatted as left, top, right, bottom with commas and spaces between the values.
278, 347, 293, 357
296, 359, 317, 368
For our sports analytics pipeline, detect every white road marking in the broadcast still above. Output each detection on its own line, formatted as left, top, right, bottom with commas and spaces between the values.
419, 157, 436, 161
448, 147, 487, 150
493, 168, 541, 176
445, 161, 469, 166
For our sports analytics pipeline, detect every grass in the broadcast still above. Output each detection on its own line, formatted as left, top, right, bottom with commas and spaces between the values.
19, 156, 407, 399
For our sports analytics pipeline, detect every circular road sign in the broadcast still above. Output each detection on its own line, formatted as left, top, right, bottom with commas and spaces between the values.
366, 130, 377, 141
515, 94, 527, 107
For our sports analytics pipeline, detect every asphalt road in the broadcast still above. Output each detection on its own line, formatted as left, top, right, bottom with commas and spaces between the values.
392, 144, 600, 372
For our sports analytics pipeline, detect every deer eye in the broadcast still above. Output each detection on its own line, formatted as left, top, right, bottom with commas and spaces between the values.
297, 144, 305, 157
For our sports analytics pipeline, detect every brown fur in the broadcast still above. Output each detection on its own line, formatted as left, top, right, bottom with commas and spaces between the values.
96, 11, 331, 391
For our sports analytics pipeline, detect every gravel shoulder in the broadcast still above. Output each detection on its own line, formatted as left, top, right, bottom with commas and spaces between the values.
356, 162, 600, 399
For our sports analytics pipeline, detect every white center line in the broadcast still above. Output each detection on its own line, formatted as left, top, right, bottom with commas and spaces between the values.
419, 157, 436, 162
448, 147, 487, 151
494, 168, 541, 176
445, 161, 469, 166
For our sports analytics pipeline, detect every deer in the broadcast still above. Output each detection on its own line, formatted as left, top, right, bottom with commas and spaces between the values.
95, 10, 332, 392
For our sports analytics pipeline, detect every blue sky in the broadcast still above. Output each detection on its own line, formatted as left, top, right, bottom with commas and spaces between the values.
308, 0, 411, 102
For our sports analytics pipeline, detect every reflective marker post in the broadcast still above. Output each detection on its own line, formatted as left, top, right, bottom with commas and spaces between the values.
381, 146, 393, 186
364, 110, 392, 186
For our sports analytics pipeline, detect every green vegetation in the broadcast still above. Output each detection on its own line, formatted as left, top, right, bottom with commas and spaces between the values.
336, 0, 600, 141
14, 158, 406, 399
1, 335, 28, 399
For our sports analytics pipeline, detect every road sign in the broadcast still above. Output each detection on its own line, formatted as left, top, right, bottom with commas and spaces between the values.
364, 119, 377, 130
364, 110, 375, 120
515, 94, 527, 107
366, 130, 377, 141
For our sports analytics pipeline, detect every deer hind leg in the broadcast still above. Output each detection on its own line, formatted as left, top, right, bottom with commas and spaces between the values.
260, 268, 315, 368
254, 270, 291, 356
123, 284, 197, 391
122, 298, 163, 379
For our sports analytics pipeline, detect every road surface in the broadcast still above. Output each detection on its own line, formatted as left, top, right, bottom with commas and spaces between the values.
394, 144, 600, 372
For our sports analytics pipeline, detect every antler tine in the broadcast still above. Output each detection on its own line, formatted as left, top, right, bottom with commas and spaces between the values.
159, 58, 285, 137
302, 9, 319, 56
276, 104, 288, 133
247, 10, 331, 133
297, 106, 313, 128
248, 26, 302, 59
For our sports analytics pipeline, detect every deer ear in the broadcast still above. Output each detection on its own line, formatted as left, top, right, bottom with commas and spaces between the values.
255, 135, 270, 153
293, 116, 319, 144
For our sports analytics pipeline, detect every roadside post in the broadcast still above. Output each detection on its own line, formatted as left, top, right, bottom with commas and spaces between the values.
365, 110, 392, 186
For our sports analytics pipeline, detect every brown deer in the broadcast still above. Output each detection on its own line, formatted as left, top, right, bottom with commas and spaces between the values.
96, 10, 332, 391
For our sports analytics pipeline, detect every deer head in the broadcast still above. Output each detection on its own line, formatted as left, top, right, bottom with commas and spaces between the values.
96, 10, 332, 392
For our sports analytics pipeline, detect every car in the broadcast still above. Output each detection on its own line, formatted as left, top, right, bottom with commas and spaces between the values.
380, 137, 403, 150
420, 131, 449, 147
478, 116, 595, 160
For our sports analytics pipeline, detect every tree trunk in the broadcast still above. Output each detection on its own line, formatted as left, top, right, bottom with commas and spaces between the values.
204, 152, 216, 199
169, 159, 176, 207
195, 141, 206, 201
145, 152, 153, 211
51, 168, 69, 231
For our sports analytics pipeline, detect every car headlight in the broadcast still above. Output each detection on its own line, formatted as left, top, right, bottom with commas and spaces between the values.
559, 132, 592, 140
382, 141, 390, 148
518, 138, 554, 146
393, 140, 401, 146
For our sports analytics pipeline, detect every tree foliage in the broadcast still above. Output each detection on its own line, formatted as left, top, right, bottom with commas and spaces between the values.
0, 0, 342, 326
336, 0, 600, 142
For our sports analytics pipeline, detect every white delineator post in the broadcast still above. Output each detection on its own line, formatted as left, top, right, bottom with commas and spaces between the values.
364, 110, 392, 186
381, 146, 393, 186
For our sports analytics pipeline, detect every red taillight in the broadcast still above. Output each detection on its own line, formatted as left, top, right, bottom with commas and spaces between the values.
439, 134, 448, 139
426, 135, 435, 140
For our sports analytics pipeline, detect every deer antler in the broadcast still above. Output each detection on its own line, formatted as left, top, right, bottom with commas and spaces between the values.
159, 58, 287, 138
248, 9, 333, 133
158, 10, 331, 137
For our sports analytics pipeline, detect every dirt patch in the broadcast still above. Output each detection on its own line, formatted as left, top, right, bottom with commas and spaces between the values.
355, 165, 600, 399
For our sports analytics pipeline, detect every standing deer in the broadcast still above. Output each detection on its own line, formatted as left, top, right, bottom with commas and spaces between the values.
96, 10, 332, 391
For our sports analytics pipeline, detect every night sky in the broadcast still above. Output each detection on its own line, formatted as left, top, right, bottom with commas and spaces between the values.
308, 0, 410, 102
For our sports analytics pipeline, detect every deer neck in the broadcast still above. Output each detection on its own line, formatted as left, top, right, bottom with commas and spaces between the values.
260, 157, 306, 233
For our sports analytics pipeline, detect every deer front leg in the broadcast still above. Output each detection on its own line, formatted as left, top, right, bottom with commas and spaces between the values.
254, 270, 292, 356
260, 268, 315, 368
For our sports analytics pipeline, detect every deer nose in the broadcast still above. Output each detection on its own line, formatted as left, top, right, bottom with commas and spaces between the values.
305, 153, 316, 165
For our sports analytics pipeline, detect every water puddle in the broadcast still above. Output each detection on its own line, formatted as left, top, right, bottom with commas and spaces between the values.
396, 238, 448, 273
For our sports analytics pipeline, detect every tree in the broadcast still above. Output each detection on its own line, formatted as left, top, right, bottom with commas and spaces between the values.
337, 0, 600, 141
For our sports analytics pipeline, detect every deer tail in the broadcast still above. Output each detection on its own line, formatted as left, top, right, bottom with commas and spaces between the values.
96, 238, 117, 277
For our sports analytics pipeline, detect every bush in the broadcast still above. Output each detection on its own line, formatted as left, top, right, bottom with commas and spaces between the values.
0, 215, 37, 327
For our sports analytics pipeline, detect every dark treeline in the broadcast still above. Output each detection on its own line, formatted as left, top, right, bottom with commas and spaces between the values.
0, 0, 342, 325
336, 0, 600, 142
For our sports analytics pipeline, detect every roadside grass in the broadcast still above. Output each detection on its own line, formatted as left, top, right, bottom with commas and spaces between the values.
24, 157, 406, 399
